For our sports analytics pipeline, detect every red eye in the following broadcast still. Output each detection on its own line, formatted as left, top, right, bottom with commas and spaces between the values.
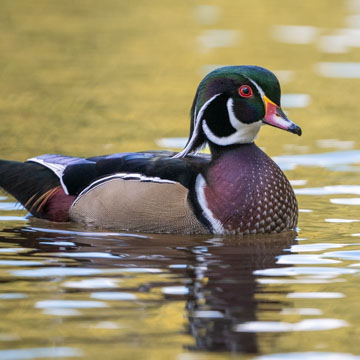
238, 85, 253, 98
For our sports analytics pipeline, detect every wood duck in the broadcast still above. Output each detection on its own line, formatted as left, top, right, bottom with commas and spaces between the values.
0, 66, 301, 235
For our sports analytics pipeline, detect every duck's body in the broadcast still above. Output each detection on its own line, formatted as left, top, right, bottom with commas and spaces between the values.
0, 66, 301, 235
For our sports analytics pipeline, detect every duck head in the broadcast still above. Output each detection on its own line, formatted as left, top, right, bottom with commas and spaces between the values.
175, 65, 302, 157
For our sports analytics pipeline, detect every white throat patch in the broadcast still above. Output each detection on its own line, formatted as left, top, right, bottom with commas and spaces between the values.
202, 98, 262, 146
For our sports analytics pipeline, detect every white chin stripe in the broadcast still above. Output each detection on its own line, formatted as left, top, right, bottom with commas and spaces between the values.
195, 174, 224, 234
247, 77, 266, 106
202, 98, 262, 146
172, 93, 221, 158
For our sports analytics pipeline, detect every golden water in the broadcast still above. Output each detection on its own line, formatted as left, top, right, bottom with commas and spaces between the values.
0, 1, 360, 359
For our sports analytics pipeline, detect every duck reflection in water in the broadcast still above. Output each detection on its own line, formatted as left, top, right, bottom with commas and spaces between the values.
183, 231, 296, 353
3, 224, 297, 354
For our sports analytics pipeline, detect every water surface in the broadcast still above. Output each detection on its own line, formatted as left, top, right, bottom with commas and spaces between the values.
1, 1, 360, 359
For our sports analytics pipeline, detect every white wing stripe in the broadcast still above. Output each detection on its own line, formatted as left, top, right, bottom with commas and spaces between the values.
71, 173, 178, 208
27, 157, 66, 178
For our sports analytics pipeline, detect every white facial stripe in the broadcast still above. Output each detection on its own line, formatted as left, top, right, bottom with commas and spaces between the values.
194, 93, 221, 127
247, 77, 287, 130
247, 77, 266, 106
202, 97, 262, 145
227, 98, 242, 130
195, 174, 224, 234
202, 119, 262, 146
174, 79, 269, 155
172, 93, 221, 158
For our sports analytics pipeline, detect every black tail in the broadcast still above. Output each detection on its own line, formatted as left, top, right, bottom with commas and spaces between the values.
0, 159, 60, 217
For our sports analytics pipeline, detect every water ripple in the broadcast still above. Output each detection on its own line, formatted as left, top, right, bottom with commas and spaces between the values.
25, 227, 148, 239
295, 185, 360, 196
47, 252, 122, 259
9, 267, 162, 278
0, 202, 24, 211
9, 267, 103, 278
0, 216, 27, 221
91, 292, 137, 300
287, 292, 345, 299
91, 321, 120, 329
323, 250, 360, 261
39, 241, 76, 247
330, 198, 360, 205
192, 310, 224, 319
289, 180, 308, 186
288, 243, 348, 252
35, 300, 108, 309
280, 308, 323, 316
316, 62, 360, 78
282, 94, 311, 108
274, 150, 360, 171
43, 309, 81, 317
276, 254, 340, 265
257, 278, 339, 285
0, 260, 43, 266
63, 278, 121, 289
0, 347, 82, 359
162, 286, 189, 295
254, 267, 357, 277
234, 318, 347, 333
325, 219, 360, 223
0, 248, 33, 254
0, 293, 27, 300
256, 352, 360, 360
272, 25, 318, 44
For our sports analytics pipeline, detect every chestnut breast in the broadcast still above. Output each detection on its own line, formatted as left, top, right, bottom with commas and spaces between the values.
203, 144, 298, 234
